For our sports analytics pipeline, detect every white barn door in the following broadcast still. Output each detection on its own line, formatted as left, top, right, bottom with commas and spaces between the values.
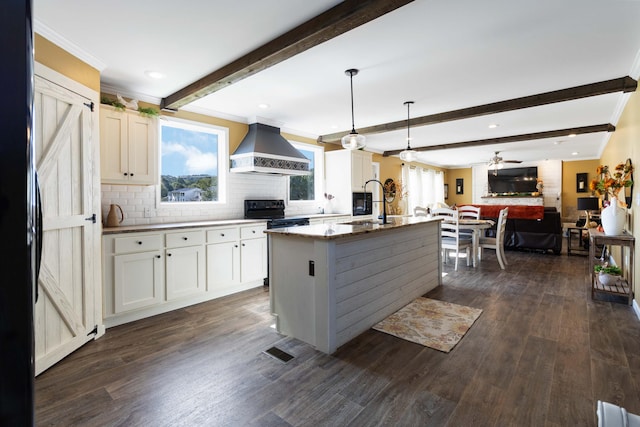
33, 65, 102, 375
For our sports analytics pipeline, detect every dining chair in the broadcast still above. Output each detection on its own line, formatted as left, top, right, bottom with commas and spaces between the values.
457, 205, 481, 239
458, 205, 481, 219
414, 206, 430, 217
433, 207, 472, 271
479, 207, 509, 269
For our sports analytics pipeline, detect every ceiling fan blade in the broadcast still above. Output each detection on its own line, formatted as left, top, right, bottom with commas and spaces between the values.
503, 160, 522, 163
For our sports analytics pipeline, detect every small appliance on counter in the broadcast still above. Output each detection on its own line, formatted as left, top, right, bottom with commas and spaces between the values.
352, 192, 373, 216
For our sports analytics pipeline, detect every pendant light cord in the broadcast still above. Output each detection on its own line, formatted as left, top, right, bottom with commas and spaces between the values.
405, 101, 414, 150
349, 71, 356, 133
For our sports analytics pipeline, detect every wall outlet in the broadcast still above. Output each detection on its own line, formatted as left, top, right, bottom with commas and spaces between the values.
144, 207, 154, 218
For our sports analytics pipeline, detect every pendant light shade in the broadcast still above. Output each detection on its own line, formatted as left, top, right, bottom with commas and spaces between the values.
341, 69, 366, 150
399, 101, 417, 162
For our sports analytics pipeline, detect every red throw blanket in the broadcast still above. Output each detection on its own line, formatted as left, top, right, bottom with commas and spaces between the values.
460, 204, 545, 220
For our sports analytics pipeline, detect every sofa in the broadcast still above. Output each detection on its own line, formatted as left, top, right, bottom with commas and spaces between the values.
465, 204, 563, 255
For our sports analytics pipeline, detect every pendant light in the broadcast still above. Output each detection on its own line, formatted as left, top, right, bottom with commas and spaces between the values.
341, 69, 366, 150
399, 101, 417, 162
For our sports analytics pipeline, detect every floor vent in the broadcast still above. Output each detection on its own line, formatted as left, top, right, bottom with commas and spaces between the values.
264, 346, 294, 363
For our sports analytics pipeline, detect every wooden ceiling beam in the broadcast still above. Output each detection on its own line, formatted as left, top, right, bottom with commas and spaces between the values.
319, 77, 636, 143
161, 0, 415, 111
382, 123, 615, 156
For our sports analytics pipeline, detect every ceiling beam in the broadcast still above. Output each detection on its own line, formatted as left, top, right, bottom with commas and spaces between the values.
161, 0, 415, 111
382, 123, 616, 156
319, 77, 636, 143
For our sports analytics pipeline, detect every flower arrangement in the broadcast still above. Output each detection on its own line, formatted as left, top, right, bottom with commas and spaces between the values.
590, 162, 633, 207
324, 193, 334, 201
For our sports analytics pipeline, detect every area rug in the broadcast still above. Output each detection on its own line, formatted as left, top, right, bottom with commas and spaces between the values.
372, 297, 482, 353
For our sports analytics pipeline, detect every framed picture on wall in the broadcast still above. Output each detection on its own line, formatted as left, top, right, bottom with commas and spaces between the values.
456, 178, 464, 195
444, 184, 449, 199
576, 173, 588, 193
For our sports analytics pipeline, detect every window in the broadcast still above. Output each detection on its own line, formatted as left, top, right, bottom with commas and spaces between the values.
288, 142, 323, 203
159, 119, 227, 204
404, 164, 445, 213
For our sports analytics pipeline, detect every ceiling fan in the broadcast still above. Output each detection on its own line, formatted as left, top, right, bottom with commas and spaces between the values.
488, 151, 522, 174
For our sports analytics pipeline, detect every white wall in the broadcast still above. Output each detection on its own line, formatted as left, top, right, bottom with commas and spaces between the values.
472, 160, 563, 211
101, 173, 323, 226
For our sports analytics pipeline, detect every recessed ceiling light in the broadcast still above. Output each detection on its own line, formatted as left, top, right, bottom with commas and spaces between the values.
572, 152, 579, 156
144, 70, 165, 79
488, 123, 499, 129
258, 103, 270, 109
568, 133, 576, 138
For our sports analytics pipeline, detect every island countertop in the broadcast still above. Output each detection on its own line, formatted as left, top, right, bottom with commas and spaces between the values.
264, 216, 441, 240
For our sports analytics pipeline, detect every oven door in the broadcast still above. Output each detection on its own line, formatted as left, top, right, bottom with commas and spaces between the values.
352, 192, 372, 216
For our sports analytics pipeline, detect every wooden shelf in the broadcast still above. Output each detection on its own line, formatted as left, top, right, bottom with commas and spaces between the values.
588, 229, 635, 305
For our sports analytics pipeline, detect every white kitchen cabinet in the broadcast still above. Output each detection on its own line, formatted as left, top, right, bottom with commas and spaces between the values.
100, 105, 157, 185
206, 224, 267, 295
240, 225, 267, 283
110, 234, 164, 314
206, 227, 241, 292
325, 149, 373, 214
165, 230, 206, 301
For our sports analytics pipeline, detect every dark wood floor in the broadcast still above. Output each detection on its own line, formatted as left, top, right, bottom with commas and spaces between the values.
36, 248, 640, 426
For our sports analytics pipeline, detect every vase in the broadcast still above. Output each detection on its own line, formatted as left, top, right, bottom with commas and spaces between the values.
599, 272, 620, 287
600, 196, 626, 236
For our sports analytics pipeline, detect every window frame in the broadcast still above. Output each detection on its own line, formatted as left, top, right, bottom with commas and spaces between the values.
287, 141, 324, 206
156, 117, 228, 207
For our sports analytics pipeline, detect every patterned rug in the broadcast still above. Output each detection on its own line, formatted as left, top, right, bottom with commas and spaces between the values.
372, 297, 483, 353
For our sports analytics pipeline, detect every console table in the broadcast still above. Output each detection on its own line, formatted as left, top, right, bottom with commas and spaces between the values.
588, 229, 635, 305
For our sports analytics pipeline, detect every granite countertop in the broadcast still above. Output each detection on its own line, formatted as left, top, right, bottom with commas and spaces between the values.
264, 216, 441, 240
102, 219, 267, 235
101, 213, 351, 235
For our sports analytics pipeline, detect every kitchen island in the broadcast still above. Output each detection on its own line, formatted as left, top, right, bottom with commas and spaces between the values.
265, 216, 442, 354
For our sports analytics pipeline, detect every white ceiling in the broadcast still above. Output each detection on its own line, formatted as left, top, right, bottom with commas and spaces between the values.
34, 0, 640, 168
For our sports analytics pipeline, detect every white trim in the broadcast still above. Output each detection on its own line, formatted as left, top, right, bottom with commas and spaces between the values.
629, 47, 640, 80
180, 104, 249, 124
34, 20, 107, 71
633, 299, 640, 320
35, 63, 98, 102
100, 83, 161, 106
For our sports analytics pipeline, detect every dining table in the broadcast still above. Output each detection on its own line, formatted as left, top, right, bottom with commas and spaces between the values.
457, 218, 495, 267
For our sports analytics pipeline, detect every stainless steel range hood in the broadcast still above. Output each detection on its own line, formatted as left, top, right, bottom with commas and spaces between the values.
230, 123, 310, 175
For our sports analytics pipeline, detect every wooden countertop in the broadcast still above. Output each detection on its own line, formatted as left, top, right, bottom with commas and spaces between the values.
264, 216, 441, 240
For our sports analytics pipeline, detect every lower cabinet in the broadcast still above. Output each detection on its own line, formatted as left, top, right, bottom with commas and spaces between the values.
103, 222, 267, 327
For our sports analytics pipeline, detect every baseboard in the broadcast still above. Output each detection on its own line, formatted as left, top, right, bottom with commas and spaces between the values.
633, 298, 640, 320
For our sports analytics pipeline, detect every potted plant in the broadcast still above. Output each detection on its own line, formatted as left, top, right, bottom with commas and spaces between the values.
594, 263, 622, 286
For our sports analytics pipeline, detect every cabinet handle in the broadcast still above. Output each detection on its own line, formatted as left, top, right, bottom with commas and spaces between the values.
156, 255, 161, 259
130, 173, 134, 177
221, 233, 225, 236
234, 244, 238, 248
252, 230, 256, 234
167, 253, 172, 256
136, 241, 142, 245
183, 237, 188, 240
242, 243, 245, 247
124, 172, 128, 176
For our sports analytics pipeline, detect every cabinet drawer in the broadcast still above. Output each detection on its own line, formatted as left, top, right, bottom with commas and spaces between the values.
166, 230, 205, 248
114, 234, 163, 254
241, 224, 266, 239
207, 227, 239, 244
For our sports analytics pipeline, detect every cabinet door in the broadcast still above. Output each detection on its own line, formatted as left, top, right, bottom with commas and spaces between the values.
207, 241, 240, 289
240, 237, 267, 283
351, 151, 373, 191
166, 245, 206, 300
127, 114, 157, 184
114, 250, 163, 313
100, 108, 128, 183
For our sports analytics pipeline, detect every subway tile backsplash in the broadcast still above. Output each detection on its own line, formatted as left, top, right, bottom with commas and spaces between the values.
101, 173, 322, 226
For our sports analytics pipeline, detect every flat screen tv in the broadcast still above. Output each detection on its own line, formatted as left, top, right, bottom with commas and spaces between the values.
488, 166, 538, 194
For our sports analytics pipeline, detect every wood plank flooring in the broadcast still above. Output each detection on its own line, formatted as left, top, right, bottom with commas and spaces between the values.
35, 248, 640, 426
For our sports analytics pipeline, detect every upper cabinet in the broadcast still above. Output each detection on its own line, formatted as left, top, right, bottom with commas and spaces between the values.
100, 105, 158, 185
325, 149, 373, 214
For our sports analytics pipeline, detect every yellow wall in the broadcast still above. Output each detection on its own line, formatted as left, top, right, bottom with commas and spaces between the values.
34, 34, 100, 92
561, 159, 601, 220
447, 168, 472, 206
599, 90, 639, 303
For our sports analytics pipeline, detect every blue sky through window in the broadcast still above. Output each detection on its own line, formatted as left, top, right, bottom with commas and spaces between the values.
161, 125, 218, 176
